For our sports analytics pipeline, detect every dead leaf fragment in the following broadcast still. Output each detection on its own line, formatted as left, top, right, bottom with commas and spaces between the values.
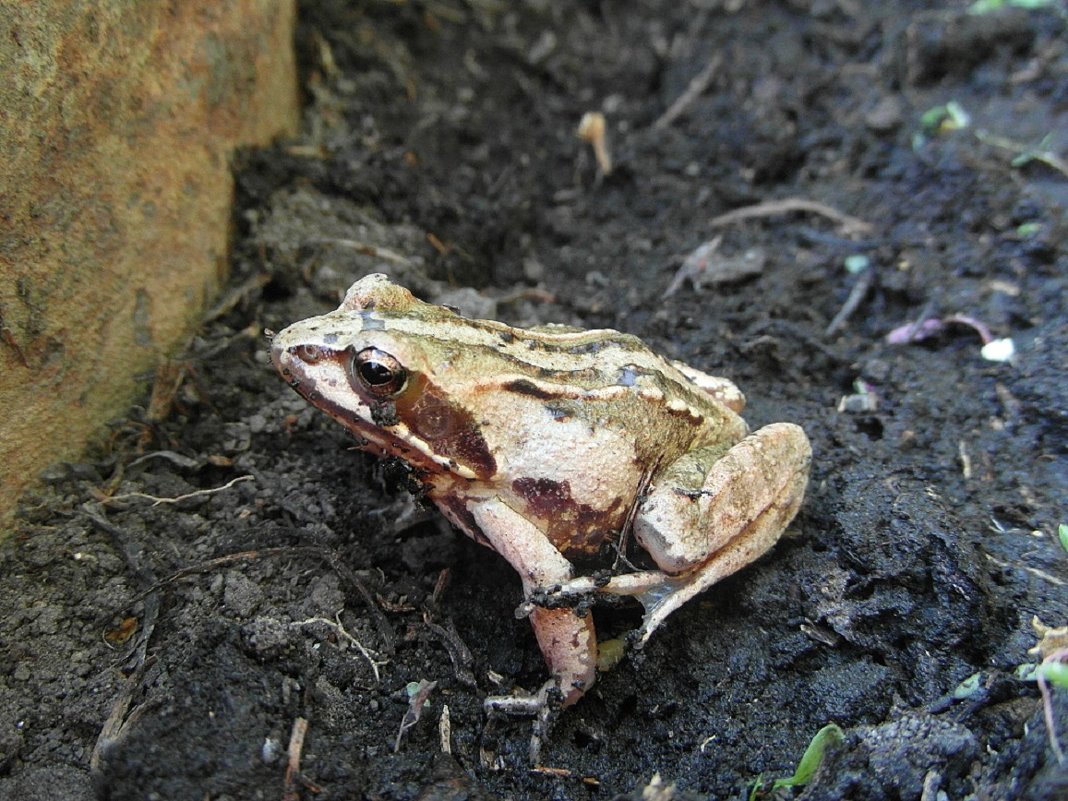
666, 236, 766, 296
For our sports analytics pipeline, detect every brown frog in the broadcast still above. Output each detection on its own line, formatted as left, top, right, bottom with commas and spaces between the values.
272, 274, 811, 754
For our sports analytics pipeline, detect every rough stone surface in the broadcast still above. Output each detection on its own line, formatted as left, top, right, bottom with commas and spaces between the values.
0, 1, 299, 531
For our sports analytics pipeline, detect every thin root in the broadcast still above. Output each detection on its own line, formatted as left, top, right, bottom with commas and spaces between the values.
100, 475, 254, 507
292, 613, 386, 682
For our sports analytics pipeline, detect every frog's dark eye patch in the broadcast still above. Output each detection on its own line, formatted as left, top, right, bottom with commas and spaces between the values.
351, 347, 407, 397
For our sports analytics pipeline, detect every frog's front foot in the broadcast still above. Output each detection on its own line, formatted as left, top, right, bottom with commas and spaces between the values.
484, 606, 597, 762
484, 680, 563, 764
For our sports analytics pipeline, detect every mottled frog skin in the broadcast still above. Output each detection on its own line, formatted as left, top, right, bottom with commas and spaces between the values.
272, 274, 810, 723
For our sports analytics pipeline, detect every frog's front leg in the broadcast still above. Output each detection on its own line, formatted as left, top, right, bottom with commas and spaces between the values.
462, 496, 597, 763
464, 496, 598, 707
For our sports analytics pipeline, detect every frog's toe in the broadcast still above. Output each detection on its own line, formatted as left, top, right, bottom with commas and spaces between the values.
628, 576, 690, 643
484, 680, 562, 764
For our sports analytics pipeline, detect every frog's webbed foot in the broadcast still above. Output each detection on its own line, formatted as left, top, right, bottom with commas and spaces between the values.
484, 680, 563, 764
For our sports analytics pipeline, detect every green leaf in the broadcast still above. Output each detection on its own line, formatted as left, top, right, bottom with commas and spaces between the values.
770, 723, 845, 790
1057, 523, 1068, 554
1037, 661, 1068, 690
844, 254, 870, 274
953, 672, 983, 699
1016, 663, 1039, 681
970, 0, 1060, 13
944, 101, 971, 130
748, 773, 765, 801
920, 105, 949, 131
919, 102, 970, 135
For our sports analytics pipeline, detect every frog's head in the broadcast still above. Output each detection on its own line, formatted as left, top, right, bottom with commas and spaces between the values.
271, 275, 497, 480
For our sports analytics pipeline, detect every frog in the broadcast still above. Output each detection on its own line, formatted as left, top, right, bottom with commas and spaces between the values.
271, 273, 811, 757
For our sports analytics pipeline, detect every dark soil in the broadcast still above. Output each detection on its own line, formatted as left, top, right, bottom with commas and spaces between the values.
3, 2, 1067, 799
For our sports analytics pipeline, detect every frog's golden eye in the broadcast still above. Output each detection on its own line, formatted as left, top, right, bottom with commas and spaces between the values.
351, 347, 407, 397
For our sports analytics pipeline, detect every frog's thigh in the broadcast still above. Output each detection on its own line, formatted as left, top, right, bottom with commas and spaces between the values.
630, 422, 810, 642
635, 422, 811, 575
468, 498, 598, 706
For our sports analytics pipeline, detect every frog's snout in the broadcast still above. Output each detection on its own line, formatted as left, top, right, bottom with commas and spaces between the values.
270, 327, 303, 382
269, 333, 288, 375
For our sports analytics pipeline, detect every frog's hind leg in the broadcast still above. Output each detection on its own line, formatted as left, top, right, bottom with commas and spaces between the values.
630, 422, 811, 644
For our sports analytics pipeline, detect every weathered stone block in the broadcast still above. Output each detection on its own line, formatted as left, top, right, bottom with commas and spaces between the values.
0, 1, 299, 530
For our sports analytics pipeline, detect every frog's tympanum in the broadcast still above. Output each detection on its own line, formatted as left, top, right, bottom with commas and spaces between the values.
272, 274, 811, 752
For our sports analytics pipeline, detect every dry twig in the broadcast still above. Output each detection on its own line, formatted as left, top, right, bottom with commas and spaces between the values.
83, 506, 161, 668
439, 705, 452, 754
306, 237, 413, 266
203, 272, 272, 324
710, 197, 873, 236
825, 265, 874, 337
84, 507, 163, 790
90, 657, 157, 792
423, 611, 477, 688
282, 717, 312, 801
984, 553, 1065, 587
666, 236, 768, 296
652, 54, 722, 130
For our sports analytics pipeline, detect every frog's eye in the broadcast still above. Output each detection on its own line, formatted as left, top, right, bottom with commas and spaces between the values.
351, 347, 407, 397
